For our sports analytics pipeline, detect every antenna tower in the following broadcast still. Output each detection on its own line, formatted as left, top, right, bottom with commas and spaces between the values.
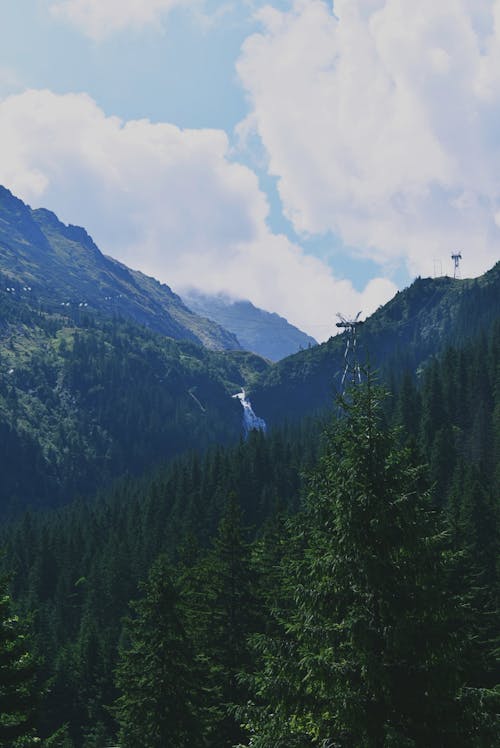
451, 252, 462, 279
336, 312, 364, 395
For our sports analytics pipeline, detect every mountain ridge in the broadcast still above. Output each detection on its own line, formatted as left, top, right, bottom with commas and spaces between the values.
181, 289, 317, 362
2, 184, 500, 520
251, 262, 500, 424
0, 186, 241, 351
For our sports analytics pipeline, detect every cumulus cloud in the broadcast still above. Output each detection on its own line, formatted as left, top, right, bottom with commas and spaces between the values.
237, 0, 500, 278
0, 89, 395, 339
49, 0, 201, 40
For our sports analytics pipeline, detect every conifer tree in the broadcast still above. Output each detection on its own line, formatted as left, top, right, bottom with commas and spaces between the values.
114, 556, 205, 748
0, 574, 39, 747
183, 495, 259, 747
242, 377, 497, 747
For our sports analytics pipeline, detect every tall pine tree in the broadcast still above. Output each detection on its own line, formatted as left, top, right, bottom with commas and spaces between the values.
181, 495, 260, 747
242, 378, 497, 747
0, 573, 39, 747
114, 556, 205, 748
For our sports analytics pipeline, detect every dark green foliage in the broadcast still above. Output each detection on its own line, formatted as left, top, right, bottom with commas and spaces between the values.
0, 295, 498, 745
0, 185, 279, 519
241, 379, 498, 746
0, 574, 39, 747
183, 496, 261, 747
114, 556, 205, 748
0, 306, 269, 518
42, 725, 75, 748
0, 420, 317, 745
252, 263, 500, 425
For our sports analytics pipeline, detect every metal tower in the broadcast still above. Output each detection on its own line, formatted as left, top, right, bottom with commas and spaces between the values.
336, 312, 364, 394
451, 252, 462, 279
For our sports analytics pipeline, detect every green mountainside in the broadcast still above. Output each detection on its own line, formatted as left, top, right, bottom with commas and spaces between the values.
0, 280, 269, 517
1, 319, 498, 746
252, 262, 500, 424
0, 186, 241, 351
0, 187, 498, 745
181, 290, 317, 361
1, 183, 499, 524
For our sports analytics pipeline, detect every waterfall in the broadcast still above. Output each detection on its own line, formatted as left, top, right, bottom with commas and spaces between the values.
232, 389, 266, 437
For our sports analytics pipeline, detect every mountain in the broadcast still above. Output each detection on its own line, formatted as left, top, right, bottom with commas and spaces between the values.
0, 186, 240, 351
0, 186, 275, 518
181, 290, 317, 361
251, 263, 500, 425
0, 285, 269, 518
1, 181, 499, 519
2, 316, 499, 747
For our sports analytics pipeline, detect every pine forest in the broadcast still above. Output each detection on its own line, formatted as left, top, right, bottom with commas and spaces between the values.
1, 290, 499, 746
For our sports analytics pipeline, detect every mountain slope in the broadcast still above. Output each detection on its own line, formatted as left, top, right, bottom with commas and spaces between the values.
2, 318, 498, 747
251, 263, 500, 424
182, 290, 317, 361
0, 186, 240, 351
0, 275, 269, 517
2, 181, 499, 518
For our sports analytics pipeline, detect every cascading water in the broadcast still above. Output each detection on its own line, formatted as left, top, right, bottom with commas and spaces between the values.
233, 389, 266, 438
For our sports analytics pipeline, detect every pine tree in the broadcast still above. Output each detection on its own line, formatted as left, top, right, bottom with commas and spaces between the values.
113, 556, 205, 748
0, 574, 39, 747
242, 377, 497, 747
183, 495, 260, 747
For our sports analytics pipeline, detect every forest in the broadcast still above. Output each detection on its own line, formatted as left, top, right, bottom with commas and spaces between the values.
1, 318, 499, 746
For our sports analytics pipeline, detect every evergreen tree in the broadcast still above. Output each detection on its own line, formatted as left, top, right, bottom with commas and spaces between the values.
0, 573, 39, 747
183, 495, 260, 747
114, 556, 205, 748
242, 378, 497, 747
452, 466, 500, 691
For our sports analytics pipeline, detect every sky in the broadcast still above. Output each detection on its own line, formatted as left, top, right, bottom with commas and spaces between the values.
0, 0, 499, 340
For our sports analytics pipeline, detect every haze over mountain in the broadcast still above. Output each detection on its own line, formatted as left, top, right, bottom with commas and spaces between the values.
181, 290, 317, 362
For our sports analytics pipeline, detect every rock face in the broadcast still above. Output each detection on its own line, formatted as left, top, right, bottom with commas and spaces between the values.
0, 186, 241, 351
182, 290, 317, 361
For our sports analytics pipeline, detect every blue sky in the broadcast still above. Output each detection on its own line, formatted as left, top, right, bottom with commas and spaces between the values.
1, 2, 253, 127
0, 0, 499, 338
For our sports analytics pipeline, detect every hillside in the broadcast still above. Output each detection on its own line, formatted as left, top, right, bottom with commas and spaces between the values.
182, 290, 317, 361
0, 186, 241, 351
0, 282, 269, 517
1, 185, 499, 521
2, 317, 499, 747
251, 262, 500, 424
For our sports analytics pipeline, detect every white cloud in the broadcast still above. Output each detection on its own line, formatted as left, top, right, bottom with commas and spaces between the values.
237, 0, 500, 279
0, 89, 395, 339
49, 0, 201, 40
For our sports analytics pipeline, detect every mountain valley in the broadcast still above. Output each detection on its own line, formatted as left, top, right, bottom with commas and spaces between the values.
0, 187, 499, 747
1, 185, 499, 517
